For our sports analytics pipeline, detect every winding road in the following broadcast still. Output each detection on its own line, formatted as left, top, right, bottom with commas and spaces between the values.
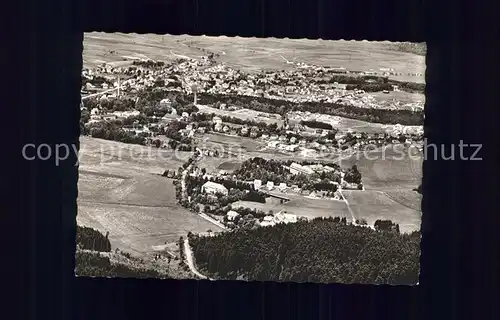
183, 237, 213, 280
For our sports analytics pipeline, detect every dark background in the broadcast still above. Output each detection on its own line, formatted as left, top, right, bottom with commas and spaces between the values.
5, 0, 499, 319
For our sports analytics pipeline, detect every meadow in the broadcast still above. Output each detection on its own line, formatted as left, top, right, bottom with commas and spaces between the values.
77, 137, 224, 257
233, 195, 351, 220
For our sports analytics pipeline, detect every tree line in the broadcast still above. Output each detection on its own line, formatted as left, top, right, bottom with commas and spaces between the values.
86, 121, 147, 145
299, 120, 333, 130
132, 60, 166, 68
189, 217, 420, 284
196, 93, 423, 126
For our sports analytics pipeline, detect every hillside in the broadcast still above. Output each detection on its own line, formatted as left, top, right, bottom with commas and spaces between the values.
390, 42, 426, 56
84, 33, 425, 84
189, 217, 420, 284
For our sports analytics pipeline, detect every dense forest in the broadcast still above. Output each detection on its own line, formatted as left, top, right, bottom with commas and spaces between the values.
189, 217, 420, 284
132, 60, 165, 68
76, 225, 111, 252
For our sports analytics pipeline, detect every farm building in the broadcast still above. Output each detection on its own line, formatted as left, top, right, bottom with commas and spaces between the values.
240, 127, 249, 135
201, 181, 228, 196
259, 220, 275, 227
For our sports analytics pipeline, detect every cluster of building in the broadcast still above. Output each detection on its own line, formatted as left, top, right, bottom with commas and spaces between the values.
82, 56, 424, 112
88, 108, 141, 123
257, 211, 299, 227
81, 57, 424, 153
224, 209, 300, 228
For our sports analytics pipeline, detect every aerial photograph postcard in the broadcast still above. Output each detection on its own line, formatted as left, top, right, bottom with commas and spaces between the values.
76, 33, 425, 284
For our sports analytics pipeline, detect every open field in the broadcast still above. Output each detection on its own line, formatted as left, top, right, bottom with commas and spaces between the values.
382, 190, 422, 212
194, 132, 267, 153
342, 190, 421, 234
78, 202, 220, 255
79, 136, 192, 174
84, 33, 425, 83
78, 137, 224, 256
369, 91, 425, 105
337, 147, 422, 191
233, 195, 351, 220
332, 147, 422, 233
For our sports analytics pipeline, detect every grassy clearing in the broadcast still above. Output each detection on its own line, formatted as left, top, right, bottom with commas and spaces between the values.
382, 190, 422, 212
79, 136, 193, 173
195, 133, 267, 153
217, 160, 243, 171
233, 195, 350, 220
334, 147, 422, 232
337, 148, 422, 191
84, 33, 425, 84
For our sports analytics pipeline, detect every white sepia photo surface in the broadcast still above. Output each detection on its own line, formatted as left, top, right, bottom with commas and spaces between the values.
76, 32, 425, 284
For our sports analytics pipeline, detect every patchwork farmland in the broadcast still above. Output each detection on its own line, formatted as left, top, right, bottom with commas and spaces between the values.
77, 137, 224, 257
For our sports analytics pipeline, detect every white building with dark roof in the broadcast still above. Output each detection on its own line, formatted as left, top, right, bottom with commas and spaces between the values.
202, 181, 228, 196
289, 163, 315, 175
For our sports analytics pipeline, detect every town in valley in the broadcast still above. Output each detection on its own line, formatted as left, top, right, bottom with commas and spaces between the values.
76, 33, 424, 284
